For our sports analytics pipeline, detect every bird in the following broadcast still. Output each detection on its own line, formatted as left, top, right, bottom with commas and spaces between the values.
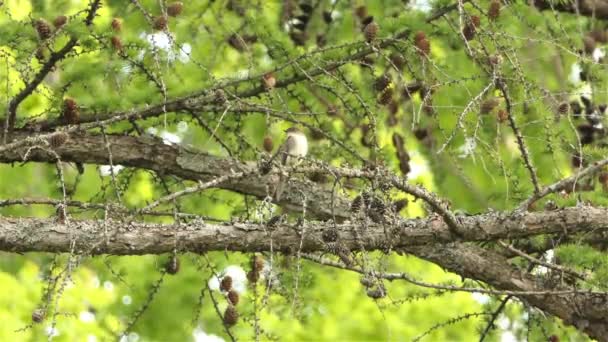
268, 127, 308, 201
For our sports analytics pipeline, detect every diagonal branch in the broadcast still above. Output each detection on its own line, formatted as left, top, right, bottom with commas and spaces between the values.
3, 0, 101, 141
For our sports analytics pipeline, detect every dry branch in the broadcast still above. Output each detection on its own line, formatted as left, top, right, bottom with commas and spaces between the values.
0, 206, 606, 254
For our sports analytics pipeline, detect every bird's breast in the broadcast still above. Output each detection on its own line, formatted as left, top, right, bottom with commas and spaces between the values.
291, 134, 308, 156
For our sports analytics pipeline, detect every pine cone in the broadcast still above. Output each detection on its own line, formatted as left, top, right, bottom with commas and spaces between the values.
153, 16, 168, 30
111, 18, 122, 32
48, 132, 68, 148
32, 309, 45, 323
111, 36, 123, 52
62, 98, 80, 124
374, 74, 391, 92
223, 305, 239, 326
364, 21, 379, 42
53, 15, 67, 29
378, 88, 393, 105
252, 255, 264, 272
415, 33, 430, 56
557, 102, 569, 115
35, 19, 52, 40
167, 2, 184, 17
220, 276, 233, 291
488, 0, 501, 20
480, 98, 499, 114
262, 73, 276, 90
165, 256, 180, 274
227, 290, 239, 305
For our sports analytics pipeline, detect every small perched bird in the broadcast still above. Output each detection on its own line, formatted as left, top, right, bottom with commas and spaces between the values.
269, 127, 308, 200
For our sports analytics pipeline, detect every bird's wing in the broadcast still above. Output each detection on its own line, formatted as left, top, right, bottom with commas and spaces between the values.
281, 135, 297, 165
267, 138, 287, 164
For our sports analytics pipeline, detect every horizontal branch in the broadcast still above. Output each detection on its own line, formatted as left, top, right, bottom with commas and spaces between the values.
1, 207, 607, 339
533, 0, 608, 20
0, 206, 606, 254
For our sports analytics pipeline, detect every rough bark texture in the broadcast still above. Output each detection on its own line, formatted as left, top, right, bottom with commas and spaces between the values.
0, 208, 607, 339
0, 207, 607, 254
1, 131, 349, 220
534, 0, 608, 19
411, 243, 608, 341
2, 130, 608, 339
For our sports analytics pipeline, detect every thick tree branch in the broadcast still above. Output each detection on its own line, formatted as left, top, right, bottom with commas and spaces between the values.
1, 207, 607, 338
0, 132, 350, 220
429, 0, 608, 21
0, 206, 606, 254
533, 0, 608, 19
408, 243, 608, 341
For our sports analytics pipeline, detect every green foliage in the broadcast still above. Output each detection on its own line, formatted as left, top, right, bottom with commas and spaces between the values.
0, 0, 605, 341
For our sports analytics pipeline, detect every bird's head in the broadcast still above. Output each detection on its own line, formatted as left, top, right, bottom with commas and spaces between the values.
285, 127, 302, 134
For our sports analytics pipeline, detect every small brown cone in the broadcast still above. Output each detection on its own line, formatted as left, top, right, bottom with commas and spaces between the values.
55, 204, 67, 224
374, 74, 390, 92
488, 54, 502, 66
480, 97, 499, 114
262, 73, 276, 90
32, 309, 45, 323
364, 22, 379, 42
227, 290, 240, 305
214, 89, 227, 104
62, 98, 80, 124
583, 36, 596, 55
414, 31, 426, 43
153, 15, 168, 30
389, 52, 405, 70
378, 88, 393, 105
415, 37, 430, 57
463, 24, 476, 41
366, 287, 386, 299
414, 128, 428, 140
599, 172, 608, 191
355, 6, 368, 20
48, 132, 68, 148
167, 2, 184, 17
253, 255, 264, 272
165, 256, 180, 274
111, 36, 123, 52
322, 228, 338, 242
263, 136, 273, 152
223, 306, 239, 326
35, 47, 46, 62
557, 102, 570, 115
462, 16, 480, 41
220, 276, 233, 292
392, 199, 408, 213
35, 19, 52, 40
111, 18, 122, 32
228, 34, 247, 51
53, 15, 67, 29
308, 171, 328, 183
247, 269, 259, 283
488, 0, 501, 20
497, 108, 508, 123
